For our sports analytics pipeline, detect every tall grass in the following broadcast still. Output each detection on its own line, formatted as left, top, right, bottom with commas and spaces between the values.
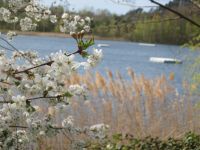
40, 69, 200, 149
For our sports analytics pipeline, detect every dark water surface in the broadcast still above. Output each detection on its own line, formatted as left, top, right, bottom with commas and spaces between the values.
10, 35, 195, 92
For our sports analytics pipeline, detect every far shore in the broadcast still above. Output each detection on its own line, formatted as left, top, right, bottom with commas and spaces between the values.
14, 31, 125, 41
1, 31, 181, 46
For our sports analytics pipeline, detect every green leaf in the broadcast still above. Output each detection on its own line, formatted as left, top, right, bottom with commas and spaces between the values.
64, 92, 73, 98
112, 133, 123, 142
84, 38, 95, 49
43, 90, 48, 97
78, 37, 95, 50
26, 100, 36, 113
81, 50, 89, 58
14, 81, 20, 86
3, 88, 7, 92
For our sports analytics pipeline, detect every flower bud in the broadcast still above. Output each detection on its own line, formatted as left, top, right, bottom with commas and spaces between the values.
80, 30, 85, 39
77, 32, 81, 39
70, 32, 77, 39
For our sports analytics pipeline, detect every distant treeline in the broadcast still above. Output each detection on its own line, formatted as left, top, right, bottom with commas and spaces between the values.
0, 0, 200, 45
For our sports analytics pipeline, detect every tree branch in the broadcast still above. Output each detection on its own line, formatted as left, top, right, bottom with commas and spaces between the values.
14, 60, 54, 74
0, 101, 11, 103
190, 0, 200, 9
13, 49, 81, 75
26, 95, 65, 101
0, 36, 34, 64
110, 0, 157, 8
0, 80, 13, 85
0, 95, 67, 104
0, 92, 71, 105
150, 0, 200, 28
0, 37, 19, 52
9, 125, 64, 130
0, 44, 15, 52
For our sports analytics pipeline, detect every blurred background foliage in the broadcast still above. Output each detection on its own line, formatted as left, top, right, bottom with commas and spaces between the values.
0, 0, 199, 45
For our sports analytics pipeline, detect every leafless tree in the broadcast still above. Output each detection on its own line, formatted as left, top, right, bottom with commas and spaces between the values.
109, 0, 200, 28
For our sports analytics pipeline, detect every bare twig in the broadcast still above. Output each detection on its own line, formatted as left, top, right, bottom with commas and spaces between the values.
0, 101, 11, 103
0, 36, 34, 64
26, 95, 65, 101
0, 44, 15, 52
16, 126, 19, 150
9, 125, 28, 129
0, 80, 13, 85
9, 125, 65, 130
0, 94, 69, 104
110, 0, 157, 8
0, 37, 19, 52
190, 0, 200, 9
14, 60, 54, 74
150, 0, 200, 28
13, 49, 81, 75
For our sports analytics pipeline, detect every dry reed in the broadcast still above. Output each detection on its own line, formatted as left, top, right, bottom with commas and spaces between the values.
40, 69, 200, 149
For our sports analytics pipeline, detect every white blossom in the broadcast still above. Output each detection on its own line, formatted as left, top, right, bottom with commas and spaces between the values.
50, 15, 57, 23
62, 13, 69, 19
87, 48, 103, 68
60, 14, 92, 33
0, 7, 11, 21
89, 123, 109, 139
42, 9, 51, 20
6, 31, 17, 40
20, 17, 37, 31
12, 95, 26, 107
39, 131, 45, 136
90, 123, 109, 132
25, 5, 34, 12
74, 15, 81, 22
0, 1, 104, 149
85, 17, 91, 23
62, 116, 74, 128
69, 84, 87, 96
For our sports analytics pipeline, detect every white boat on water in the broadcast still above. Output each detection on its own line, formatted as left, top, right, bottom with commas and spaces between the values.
97, 44, 110, 47
150, 57, 182, 64
139, 43, 156, 47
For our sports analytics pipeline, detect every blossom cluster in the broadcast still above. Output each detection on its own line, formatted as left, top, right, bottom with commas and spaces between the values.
0, 0, 106, 149
1, 0, 92, 35
61, 117, 109, 149
60, 13, 91, 33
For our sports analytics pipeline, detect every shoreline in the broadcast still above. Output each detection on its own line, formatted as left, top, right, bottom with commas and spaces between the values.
1, 30, 181, 46
15, 31, 126, 42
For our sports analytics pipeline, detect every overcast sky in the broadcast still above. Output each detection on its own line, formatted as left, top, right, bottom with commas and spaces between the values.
42, 0, 171, 14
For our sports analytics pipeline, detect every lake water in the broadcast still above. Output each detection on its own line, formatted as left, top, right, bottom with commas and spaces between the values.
8, 35, 196, 92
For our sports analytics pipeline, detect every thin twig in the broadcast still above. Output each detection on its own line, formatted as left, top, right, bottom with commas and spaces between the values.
190, 0, 200, 9
10, 125, 28, 129
13, 49, 80, 75
14, 60, 54, 74
0, 94, 68, 104
0, 36, 34, 64
0, 80, 13, 85
0, 37, 19, 51
0, 101, 12, 103
26, 95, 64, 101
150, 0, 200, 28
9, 125, 65, 130
16, 126, 19, 150
0, 44, 15, 52
110, 0, 157, 8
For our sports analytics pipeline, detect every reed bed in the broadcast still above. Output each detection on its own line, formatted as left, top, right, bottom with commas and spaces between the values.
40, 69, 200, 149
